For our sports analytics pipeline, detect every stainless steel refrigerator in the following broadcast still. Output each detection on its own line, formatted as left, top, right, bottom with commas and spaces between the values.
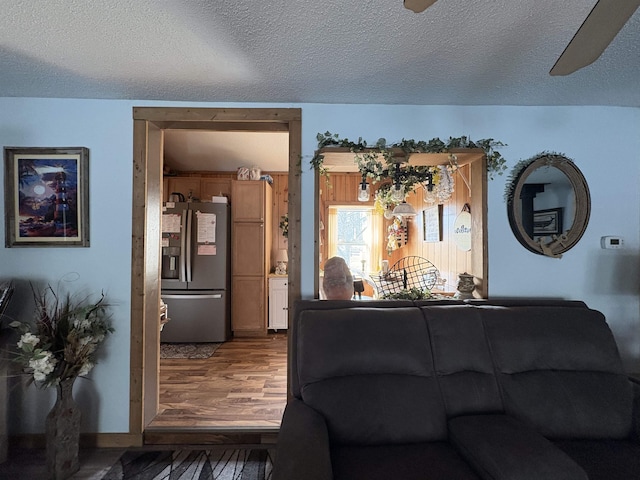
160, 201, 230, 342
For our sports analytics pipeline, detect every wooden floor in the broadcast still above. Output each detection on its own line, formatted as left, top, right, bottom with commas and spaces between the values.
148, 333, 288, 430
0, 335, 288, 475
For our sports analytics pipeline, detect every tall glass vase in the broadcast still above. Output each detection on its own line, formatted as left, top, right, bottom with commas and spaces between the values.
46, 376, 81, 480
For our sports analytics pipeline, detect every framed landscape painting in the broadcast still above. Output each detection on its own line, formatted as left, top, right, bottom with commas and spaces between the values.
4, 147, 89, 247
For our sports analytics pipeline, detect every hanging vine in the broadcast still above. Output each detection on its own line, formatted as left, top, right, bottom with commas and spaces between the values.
311, 132, 507, 180
503, 151, 572, 202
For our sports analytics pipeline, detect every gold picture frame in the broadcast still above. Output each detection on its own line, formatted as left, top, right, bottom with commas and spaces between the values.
4, 147, 89, 247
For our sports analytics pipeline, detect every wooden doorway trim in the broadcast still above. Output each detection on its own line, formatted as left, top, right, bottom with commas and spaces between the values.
130, 107, 302, 441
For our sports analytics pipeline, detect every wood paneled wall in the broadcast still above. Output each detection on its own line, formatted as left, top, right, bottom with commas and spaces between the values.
404, 164, 472, 293
320, 167, 472, 295
270, 174, 288, 259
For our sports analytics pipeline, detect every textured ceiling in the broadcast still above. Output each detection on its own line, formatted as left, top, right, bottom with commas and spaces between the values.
1, 0, 639, 107
3, 1, 638, 173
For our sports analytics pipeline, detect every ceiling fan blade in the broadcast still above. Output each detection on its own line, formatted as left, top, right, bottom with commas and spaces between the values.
550, 0, 640, 76
404, 0, 438, 14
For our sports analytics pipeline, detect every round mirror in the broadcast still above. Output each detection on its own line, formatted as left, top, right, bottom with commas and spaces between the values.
506, 153, 590, 258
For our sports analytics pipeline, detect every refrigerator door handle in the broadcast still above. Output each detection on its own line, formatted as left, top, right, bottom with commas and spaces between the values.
179, 209, 188, 282
162, 294, 224, 300
185, 209, 193, 283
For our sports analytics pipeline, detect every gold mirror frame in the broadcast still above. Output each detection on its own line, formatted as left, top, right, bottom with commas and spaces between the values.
506, 153, 590, 258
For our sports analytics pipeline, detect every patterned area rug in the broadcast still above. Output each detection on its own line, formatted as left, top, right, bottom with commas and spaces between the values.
160, 343, 222, 359
102, 449, 274, 479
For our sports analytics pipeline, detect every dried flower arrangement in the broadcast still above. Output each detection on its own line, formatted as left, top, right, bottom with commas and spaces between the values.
10, 284, 114, 388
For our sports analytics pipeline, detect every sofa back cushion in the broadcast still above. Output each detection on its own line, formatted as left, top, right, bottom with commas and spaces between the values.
297, 306, 447, 445
421, 305, 503, 416
480, 306, 633, 439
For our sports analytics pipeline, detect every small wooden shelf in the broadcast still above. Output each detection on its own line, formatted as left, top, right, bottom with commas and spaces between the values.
319, 147, 485, 172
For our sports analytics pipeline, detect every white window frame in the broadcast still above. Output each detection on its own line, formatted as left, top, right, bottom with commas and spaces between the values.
327, 205, 383, 275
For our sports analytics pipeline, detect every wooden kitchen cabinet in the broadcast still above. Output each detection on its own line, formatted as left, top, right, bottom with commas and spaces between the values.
201, 177, 232, 201
231, 276, 265, 334
232, 181, 268, 222
231, 180, 272, 336
166, 177, 201, 201
232, 222, 267, 276
268, 276, 288, 330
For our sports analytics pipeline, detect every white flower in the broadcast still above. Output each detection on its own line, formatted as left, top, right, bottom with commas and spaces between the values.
17, 333, 40, 349
73, 318, 91, 331
28, 351, 57, 382
78, 361, 94, 377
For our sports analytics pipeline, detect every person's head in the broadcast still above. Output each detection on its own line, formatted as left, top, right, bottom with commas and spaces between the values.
322, 256, 353, 300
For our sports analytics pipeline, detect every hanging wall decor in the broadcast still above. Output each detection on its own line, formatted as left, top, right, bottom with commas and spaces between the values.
453, 204, 472, 251
4, 147, 90, 247
505, 152, 590, 258
423, 204, 443, 242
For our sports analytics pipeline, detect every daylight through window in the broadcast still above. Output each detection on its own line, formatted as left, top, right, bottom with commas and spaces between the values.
327, 206, 382, 275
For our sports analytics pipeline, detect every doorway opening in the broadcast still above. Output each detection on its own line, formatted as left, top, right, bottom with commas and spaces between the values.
130, 107, 301, 444
314, 152, 487, 299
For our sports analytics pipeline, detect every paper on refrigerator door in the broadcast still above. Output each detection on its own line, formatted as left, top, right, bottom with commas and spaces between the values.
162, 213, 181, 233
197, 244, 217, 255
196, 211, 216, 243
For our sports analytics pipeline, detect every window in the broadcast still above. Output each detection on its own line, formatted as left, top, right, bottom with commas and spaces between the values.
327, 206, 383, 274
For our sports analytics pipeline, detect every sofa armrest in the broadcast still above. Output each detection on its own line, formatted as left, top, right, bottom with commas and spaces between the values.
449, 414, 587, 480
629, 376, 640, 440
272, 398, 333, 480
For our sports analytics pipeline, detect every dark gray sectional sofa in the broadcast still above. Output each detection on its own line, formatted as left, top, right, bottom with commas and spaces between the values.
272, 299, 640, 480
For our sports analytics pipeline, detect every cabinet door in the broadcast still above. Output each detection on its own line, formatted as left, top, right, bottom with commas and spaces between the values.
232, 181, 266, 222
201, 178, 232, 201
233, 222, 265, 276
167, 177, 201, 201
269, 278, 288, 330
232, 276, 265, 334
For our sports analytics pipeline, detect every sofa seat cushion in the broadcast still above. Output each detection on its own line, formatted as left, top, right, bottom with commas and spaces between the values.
449, 414, 587, 480
331, 442, 481, 480
554, 439, 640, 480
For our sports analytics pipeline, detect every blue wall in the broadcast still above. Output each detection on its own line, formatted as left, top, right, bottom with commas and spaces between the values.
1, 98, 638, 434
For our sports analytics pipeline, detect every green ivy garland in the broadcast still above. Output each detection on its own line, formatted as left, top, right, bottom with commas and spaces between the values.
503, 152, 572, 202
311, 132, 507, 180
382, 287, 433, 300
